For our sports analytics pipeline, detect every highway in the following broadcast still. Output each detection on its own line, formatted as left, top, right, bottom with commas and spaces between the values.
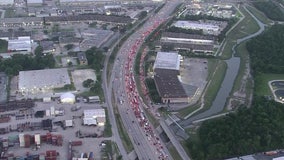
103, 0, 183, 159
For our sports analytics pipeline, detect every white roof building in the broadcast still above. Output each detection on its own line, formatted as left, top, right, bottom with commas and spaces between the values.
18, 68, 71, 93
0, 36, 32, 52
83, 109, 106, 126
153, 52, 181, 71
0, 0, 14, 5
173, 21, 220, 35
27, 0, 43, 5
60, 92, 75, 104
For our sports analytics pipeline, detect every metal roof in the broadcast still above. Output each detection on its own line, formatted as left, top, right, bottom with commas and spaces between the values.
153, 52, 180, 71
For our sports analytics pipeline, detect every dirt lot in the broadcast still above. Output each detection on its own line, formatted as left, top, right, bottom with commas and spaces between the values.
71, 69, 97, 93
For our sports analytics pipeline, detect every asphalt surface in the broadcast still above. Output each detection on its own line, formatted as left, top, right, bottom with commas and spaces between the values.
103, 0, 183, 160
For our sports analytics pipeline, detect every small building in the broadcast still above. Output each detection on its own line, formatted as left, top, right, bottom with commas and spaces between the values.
40, 41, 55, 54
60, 92, 76, 104
65, 120, 73, 127
83, 109, 106, 126
77, 52, 88, 65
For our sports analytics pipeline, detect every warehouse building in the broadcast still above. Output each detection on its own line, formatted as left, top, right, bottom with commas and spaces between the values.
83, 109, 106, 126
0, 0, 14, 5
153, 52, 189, 103
159, 32, 215, 54
0, 36, 32, 52
173, 20, 225, 35
18, 68, 71, 94
27, 0, 43, 6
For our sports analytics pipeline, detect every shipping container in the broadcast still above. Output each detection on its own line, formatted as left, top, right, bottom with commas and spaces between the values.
19, 134, 25, 147
35, 134, 41, 145
71, 140, 82, 146
8, 135, 19, 143
50, 107, 55, 116
45, 110, 50, 117
24, 134, 31, 148
39, 155, 45, 160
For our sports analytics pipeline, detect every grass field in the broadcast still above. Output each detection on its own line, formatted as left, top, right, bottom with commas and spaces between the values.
4, 8, 15, 18
168, 143, 183, 160
246, 5, 273, 25
221, 6, 260, 59
255, 73, 284, 96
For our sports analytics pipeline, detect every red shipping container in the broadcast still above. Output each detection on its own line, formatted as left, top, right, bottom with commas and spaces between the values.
71, 140, 82, 146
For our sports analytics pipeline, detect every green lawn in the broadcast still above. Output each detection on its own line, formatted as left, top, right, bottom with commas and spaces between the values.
168, 143, 183, 160
0, 40, 8, 53
221, 5, 260, 59
4, 8, 15, 18
255, 73, 284, 96
246, 5, 273, 25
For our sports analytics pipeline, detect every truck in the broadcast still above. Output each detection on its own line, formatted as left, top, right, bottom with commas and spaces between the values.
86, 96, 100, 103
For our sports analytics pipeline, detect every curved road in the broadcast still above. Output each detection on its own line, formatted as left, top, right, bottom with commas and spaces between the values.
103, 0, 182, 160
180, 5, 266, 127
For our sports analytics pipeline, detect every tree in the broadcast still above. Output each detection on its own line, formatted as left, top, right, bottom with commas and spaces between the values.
34, 45, 43, 56
82, 79, 95, 88
64, 44, 74, 51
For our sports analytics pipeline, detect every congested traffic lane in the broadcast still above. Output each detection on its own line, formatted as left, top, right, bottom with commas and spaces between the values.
109, 0, 182, 159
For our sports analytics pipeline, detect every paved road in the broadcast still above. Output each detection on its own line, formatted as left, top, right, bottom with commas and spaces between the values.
103, 0, 183, 159
160, 120, 191, 160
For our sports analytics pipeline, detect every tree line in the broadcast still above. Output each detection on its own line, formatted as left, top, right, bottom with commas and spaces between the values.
252, 0, 284, 21
246, 24, 284, 74
187, 97, 284, 160
0, 47, 55, 76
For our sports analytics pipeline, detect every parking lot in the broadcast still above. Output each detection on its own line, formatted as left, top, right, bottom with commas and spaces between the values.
0, 100, 109, 159
179, 58, 208, 104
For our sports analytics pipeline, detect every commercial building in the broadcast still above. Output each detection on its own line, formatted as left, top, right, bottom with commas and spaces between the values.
159, 32, 215, 54
27, 0, 43, 6
0, 0, 14, 5
0, 36, 32, 52
0, 17, 43, 28
173, 20, 225, 35
18, 68, 71, 94
153, 52, 189, 103
83, 109, 106, 126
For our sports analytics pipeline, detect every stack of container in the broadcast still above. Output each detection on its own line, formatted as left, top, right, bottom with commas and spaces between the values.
8, 135, 19, 147
46, 133, 52, 144
46, 150, 56, 160
39, 154, 45, 160
70, 140, 82, 146
19, 134, 25, 147
88, 152, 94, 160
35, 134, 41, 148
24, 134, 31, 148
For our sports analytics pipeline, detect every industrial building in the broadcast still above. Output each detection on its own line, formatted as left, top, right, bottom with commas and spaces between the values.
0, 0, 14, 5
27, 0, 43, 6
173, 20, 224, 35
159, 32, 215, 54
18, 68, 71, 94
153, 52, 189, 103
83, 109, 106, 126
0, 36, 32, 52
